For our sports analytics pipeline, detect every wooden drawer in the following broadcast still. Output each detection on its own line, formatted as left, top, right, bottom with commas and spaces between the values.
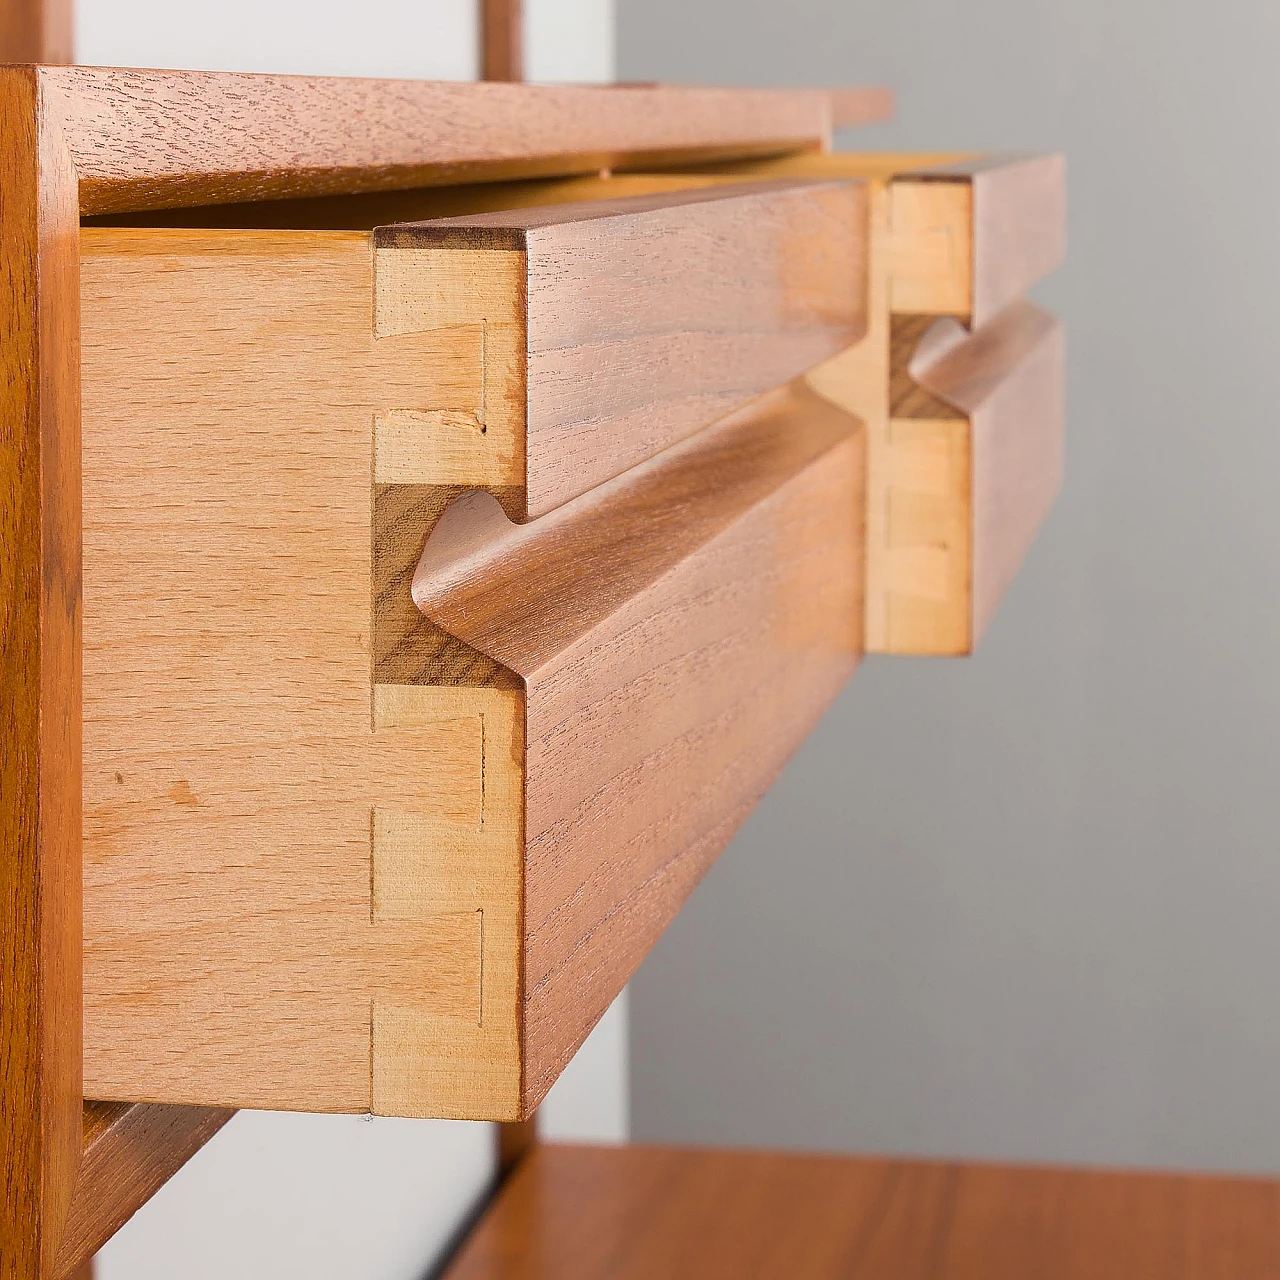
79, 181, 867, 1117
819, 152, 1065, 653
689, 151, 1066, 653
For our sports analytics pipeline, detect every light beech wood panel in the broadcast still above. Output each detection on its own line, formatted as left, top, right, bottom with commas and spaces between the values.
79, 230, 524, 1115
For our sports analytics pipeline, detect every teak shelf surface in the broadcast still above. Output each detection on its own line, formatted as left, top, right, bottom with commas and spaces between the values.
0, 64, 1061, 1278
441, 1144, 1280, 1280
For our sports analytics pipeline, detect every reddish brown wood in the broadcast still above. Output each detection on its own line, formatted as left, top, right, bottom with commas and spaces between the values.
376, 178, 867, 520
442, 1144, 1280, 1279
52, 1104, 235, 1279
0, 0, 71, 63
35, 67, 831, 216
0, 64, 83, 1280
482, 0, 524, 82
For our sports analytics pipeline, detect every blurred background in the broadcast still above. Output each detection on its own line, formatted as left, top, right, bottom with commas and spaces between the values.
69, 0, 1280, 1275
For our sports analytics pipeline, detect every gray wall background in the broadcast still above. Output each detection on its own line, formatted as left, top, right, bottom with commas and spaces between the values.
621, 1, 1280, 1173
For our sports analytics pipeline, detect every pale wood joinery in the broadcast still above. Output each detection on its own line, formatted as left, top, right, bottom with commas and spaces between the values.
714, 151, 1065, 653
0, 66, 84, 1280
373, 180, 867, 518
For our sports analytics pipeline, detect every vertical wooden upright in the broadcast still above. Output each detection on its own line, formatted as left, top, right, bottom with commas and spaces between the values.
0, 65, 83, 1280
478, 0, 539, 1168
0, 0, 71, 62
481, 0, 524, 82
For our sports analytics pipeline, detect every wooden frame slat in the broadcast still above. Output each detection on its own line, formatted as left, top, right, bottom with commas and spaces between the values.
1, 64, 83, 1280
52, 1104, 235, 1279
0, 0, 71, 64
481, 0, 523, 83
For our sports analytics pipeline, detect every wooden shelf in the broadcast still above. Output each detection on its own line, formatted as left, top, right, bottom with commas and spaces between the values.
441, 1143, 1280, 1279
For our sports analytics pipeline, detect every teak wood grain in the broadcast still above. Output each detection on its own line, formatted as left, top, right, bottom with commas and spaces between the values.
52, 1103, 234, 1279
440, 1144, 1280, 1280
1, 66, 83, 1280
0, 65, 869, 1274
375, 180, 866, 519
0, 0, 71, 63
481, 0, 523, 82
694, 150, 1065, 652
33, 66, 840, 216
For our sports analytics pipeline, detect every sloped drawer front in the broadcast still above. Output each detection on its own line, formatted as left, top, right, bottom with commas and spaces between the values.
374, 179, 867, 519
